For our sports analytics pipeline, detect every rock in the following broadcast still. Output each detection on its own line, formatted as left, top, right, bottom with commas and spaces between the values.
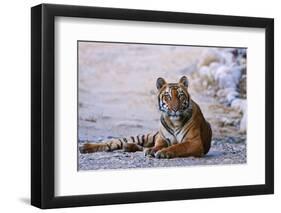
239, 57, 247, 65
217, 87, 236, 97
193, 48, 247, 133
231, 98, 247, 113
239, 74, 247, 98
214, 65, 242, 89
97, 137, 104, 141
220, 51, 234, 65
197, 49, 222, 67
198, 66, 212, 80
219, 117, 239, 127
240, 108, 247, 133
231, 66, 243, 85
209, 62, 221, 76
230, 98, 247, 132
226, 91, 240, 104
202, 80, 208, 88
205, 88, 216, 96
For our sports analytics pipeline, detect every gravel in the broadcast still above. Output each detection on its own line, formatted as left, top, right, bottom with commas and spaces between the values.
78, 137, 246, 170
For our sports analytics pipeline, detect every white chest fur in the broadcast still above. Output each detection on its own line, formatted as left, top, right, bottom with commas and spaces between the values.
160, 126, 187, 146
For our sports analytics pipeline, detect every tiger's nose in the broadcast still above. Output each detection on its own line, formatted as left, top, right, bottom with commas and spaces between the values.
171, 104, 179, 112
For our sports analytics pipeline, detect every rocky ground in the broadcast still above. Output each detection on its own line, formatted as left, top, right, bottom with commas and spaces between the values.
78, 42, 247, 171
79, 136, 246, 170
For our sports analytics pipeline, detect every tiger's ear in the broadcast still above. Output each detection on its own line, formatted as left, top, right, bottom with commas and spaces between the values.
179, 76, 189, 87
156, 77, 166, 90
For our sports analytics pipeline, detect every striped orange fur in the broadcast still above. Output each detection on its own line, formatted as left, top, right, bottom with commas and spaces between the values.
79, 76, 212, 159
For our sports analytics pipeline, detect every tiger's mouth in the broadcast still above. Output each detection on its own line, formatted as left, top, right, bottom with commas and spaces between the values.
163, 107, 192, 121
167, 111, 183, 118
169, 113, 180, 117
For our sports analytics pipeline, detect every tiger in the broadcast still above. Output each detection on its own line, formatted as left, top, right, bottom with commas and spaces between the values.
79, 76, 212, 159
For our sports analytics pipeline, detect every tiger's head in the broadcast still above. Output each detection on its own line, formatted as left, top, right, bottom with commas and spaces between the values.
157, 76, 191, 120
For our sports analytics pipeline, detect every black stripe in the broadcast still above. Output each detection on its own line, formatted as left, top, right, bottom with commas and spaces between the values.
169, 84, 179, 87
158, 95, 161, 110
115, 141, 120, 149
141, 135, 145, 146
106, 143, 111, 151
123, 138, 128, 143
131, 136, 135, 143
137, 136, 140, 144
180, 130, 189, 143
152, 132, 159, 144
118, 139, 123, 149
166, 138, 171, 146
182, 113, 192, 126
186, 95, 190, 108
146, 134, 150, 144
160, 116, 174, 135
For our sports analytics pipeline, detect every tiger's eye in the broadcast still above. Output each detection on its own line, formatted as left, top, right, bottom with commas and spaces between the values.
164, 94, 170, 101
178, 93, 185, 99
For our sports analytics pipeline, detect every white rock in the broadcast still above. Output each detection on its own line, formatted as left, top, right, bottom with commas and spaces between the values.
216, 89, 227, 98
218, 73, 237, 89
197, 49, 222, 68
231, 99, 247, 113
214, 65, 242, 90
220, 51, 234, 65
239, 57, 247, 65
240, 108, 247, 133
230, 66, 243, 85
202, 80, 208, 88
213, 65, 227, 81
226, 91, 240, 104
209, 62, 221, 76
198, 66, 211, 79
220, 117, 239, 126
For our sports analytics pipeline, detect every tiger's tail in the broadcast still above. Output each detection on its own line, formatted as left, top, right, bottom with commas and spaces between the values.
79, 132, 159, 154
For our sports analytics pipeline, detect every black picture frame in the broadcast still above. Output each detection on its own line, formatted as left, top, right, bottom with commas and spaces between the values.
31, 3, 274, 209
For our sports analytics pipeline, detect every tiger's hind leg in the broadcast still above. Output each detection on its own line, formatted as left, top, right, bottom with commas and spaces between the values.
79, 138, 144, 154
79, 139, 123, 154
79, 132, 158, 154
79, 142, 110, 154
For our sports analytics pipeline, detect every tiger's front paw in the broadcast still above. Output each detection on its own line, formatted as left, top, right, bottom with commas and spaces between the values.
144, 148, 157, 157
155, 149, 175, 159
